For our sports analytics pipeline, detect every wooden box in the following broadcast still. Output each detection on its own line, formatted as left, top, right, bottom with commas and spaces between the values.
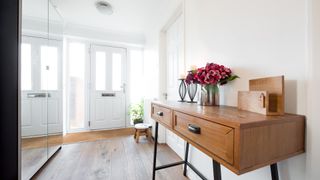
238, 76, 284, 115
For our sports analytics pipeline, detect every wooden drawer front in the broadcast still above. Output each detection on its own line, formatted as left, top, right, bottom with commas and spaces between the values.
174, 111, 234, 164
151, 104, 172, 128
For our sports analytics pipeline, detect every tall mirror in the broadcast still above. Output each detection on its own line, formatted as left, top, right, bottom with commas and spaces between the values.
21, 0, 63, 179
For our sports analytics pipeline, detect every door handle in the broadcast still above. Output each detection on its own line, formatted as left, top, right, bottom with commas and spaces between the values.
120, 83, 126, 93
101, 93, 116, 97
157, 112, 164, 116
188, 124, 201, 134
27, 93, 50, 98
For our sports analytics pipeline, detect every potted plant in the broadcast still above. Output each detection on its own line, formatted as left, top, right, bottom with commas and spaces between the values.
186, 63, 239, 106
129, 100, 144, 125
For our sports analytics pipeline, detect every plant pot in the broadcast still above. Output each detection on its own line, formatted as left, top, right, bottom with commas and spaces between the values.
133, 118, 143, 125
198, 85, 219, 106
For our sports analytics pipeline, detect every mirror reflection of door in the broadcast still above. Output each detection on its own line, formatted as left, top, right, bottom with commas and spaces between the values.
21, 36, 63, 179
21, 37, 48, 180
21, 36, 62, 137
90, 45, 127, 130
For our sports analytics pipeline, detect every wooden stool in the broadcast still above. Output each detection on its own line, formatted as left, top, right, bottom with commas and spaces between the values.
134, 123, 152, 143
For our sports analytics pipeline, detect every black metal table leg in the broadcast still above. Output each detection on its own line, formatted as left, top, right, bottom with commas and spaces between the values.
270, 163, 279, 180
152, 122, 159, 180
151, 122, 206, 180
213, 159, 222, 180
183, 142, 190, 176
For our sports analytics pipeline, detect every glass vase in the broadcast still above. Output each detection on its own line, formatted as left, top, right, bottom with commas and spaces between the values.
178, 79, 187, 102
187, 83, 197, 103
198, 84, 219, 106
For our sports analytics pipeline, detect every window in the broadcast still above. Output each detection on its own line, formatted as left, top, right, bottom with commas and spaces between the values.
112, 53, 122, 91
21, 43, 32, 90
95, 52, 106, 90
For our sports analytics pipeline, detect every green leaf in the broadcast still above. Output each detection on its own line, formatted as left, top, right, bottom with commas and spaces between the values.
228, 75, 239, 81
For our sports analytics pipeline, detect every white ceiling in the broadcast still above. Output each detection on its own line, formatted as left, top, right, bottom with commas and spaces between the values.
53, 0, 181, 37
22, 0, 182, 44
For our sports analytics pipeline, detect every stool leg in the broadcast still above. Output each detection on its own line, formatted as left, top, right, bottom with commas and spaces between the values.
146, 129, 151, 141
136, 130, 140, 143
134, 129, 137, 139
146, 129, 152, 141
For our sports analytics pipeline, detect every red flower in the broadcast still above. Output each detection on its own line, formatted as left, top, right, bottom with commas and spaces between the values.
186, 62, 238, 86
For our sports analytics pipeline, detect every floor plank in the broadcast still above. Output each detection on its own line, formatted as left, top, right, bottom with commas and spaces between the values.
33, 135, 189, 180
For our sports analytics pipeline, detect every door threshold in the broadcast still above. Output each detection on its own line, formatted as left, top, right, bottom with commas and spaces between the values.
63, 127, 135, 144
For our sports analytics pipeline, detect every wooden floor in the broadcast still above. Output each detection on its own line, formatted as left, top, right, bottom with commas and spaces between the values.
33, 131, 189, 180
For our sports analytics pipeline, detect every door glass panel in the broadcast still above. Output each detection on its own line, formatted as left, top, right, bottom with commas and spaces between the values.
112, 53, 122, 91
41, 46, 58, 90
96, 52, 106, 90
21, 43, 32, 90
68, 42, 86, 129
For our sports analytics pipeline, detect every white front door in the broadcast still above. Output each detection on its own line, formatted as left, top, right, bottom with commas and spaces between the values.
21, 36, 62, 137
165, 14, 185, 158
90, 45, 126, 130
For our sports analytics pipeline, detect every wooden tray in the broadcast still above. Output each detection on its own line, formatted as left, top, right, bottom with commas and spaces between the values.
238, 76, 284, 115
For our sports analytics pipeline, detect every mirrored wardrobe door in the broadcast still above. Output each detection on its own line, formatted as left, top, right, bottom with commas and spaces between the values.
47, 0, 63, 158
21, 0, 49, 179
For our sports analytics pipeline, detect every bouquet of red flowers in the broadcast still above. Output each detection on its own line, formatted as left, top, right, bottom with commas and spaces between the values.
185, 63, 238, 86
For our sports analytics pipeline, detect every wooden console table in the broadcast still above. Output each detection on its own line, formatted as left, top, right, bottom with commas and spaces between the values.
151, 101, 305, 180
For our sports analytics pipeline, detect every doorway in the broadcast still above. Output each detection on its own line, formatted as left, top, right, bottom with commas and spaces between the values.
89, 45, 127, 130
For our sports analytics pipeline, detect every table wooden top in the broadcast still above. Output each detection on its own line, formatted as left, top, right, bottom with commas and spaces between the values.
152, 101, 305, 128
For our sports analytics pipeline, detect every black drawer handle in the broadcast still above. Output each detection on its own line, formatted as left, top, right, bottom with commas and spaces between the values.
188, 124, 201, 134
157, 112, 164, 116
102, 93, 116, 97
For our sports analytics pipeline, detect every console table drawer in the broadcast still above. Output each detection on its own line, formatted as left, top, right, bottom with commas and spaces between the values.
174, 111, 234, 164
151, 104, 173, 128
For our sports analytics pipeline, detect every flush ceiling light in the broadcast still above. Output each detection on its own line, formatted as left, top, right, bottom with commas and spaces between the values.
95, 1, 113, 15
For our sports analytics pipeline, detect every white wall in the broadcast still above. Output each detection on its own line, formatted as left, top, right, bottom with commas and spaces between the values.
183, 0, 311, 180
63, 23, 145, 46
144, 0, 320, 179
306, 0, 320, 179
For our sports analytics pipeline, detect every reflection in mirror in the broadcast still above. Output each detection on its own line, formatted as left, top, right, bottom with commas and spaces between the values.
21, 0, 63, 179
21, 0, 49, 179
